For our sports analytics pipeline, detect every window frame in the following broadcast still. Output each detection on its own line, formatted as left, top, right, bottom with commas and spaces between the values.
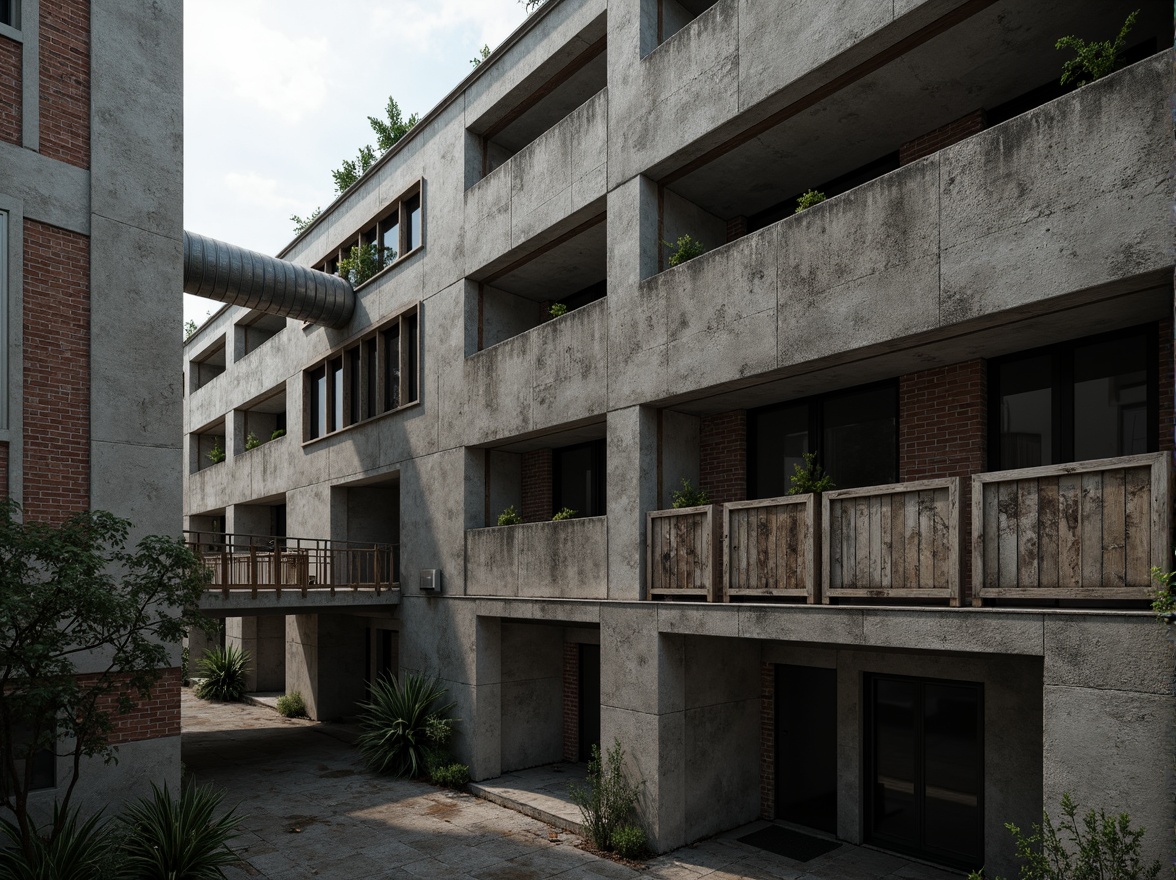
316, 180, 424, 283
987, 323, 1158, 470
0, 0, 18, 31
302, 303, 420, 444
747, 379, 899, 499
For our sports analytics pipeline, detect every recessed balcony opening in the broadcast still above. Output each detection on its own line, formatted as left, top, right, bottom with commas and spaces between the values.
656, 0, 719, 46
468, 12, 606, 182
655, 1, 1166, 258
332, 474, 401, 588
191, 417, 227, 473
189, 335, 226, 392
476, 216, 606, 351
235, 387, 288, 455
234, 310, 286, 360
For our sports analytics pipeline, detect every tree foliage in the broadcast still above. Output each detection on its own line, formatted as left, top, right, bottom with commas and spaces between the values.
1056, 10, 1138, 88
328, 97, 420, 197
0, 501, 214, 861
470, 44, 491, 67
290, 206, 322, 236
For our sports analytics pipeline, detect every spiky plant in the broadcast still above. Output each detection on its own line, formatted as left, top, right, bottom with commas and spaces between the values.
357, 672, 455, 778
0, 803, 115, 880
193, 645, 250, 703
119, 783, 241, 880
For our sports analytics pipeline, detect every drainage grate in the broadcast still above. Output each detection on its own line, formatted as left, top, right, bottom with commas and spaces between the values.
737, 825, 841, 862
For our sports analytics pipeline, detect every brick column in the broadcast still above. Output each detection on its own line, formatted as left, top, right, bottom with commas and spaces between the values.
521, 449, 552, 523
899, 109, 986, 165
760, 662, 775, 820
700, 410, 747, 505
562, 643, 579, 763
1158, 318, 1173, 451
39, 0, 91, 168
0, 34, 20, 145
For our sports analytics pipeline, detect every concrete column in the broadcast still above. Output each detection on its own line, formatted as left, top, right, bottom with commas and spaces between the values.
600, 604, 686, 851
469, 615, 502, 781
186, 623, 220, 667
607, 406, 658, 600
285, 613, 367, 720
224, 615, 285, 693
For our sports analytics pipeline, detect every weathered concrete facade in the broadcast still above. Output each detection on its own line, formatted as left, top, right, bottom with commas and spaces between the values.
183, 1, 1175, 874
1, 0, 184, 815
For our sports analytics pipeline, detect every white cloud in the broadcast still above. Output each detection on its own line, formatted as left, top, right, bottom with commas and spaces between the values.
222, 172, 308, 214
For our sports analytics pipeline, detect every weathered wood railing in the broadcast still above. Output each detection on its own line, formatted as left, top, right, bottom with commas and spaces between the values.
647, 506, 721, 601
972, 453, 1171, 602
723, 495, 818, 602
184, 531, 399, 598
823, 479, 962, 605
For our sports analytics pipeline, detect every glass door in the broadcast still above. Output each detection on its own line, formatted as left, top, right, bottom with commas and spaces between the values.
866, 675, 983, 870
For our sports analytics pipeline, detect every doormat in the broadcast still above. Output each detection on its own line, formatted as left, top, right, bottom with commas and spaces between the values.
737, 825, 841, 862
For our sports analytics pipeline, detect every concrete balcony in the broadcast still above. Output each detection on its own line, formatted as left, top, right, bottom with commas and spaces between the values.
464, 89, 607, 275
628, 54, 1171, 402
465, 516, 607, 600
462, 297, 607, 445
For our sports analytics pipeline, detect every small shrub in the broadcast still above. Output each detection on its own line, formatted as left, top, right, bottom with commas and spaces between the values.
276, 691, 307, 718
0, 803, 116, 880
206, 441, 225, 464
430, 763, 470, 789
795, 189, 826, 213
338, 242, 381, 287
1056, 10, 1138, 88
788, 452, 834, 495
497, 506, 522, 526
670, 478, 710, 509
968, 793, 1159, 880
181, 645, 190, 686
663, 234, 705, 268
570, 739, 642, 853
120, 783, 242, 880
612, 824, 647, 860
549, 302, 568, 318
270, 428, 286, 441
357, 672, 456, 778
1150, 564, 1176, 617
244, 432, 260, 450
194, 645, 250, 702
552, 507, 577, 521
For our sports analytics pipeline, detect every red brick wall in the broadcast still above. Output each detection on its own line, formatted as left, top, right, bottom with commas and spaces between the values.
85, 668, 182, 745
725, 216, 747, 243
562, 643, 579, 763
900, 110, 986, 166
759, 662, 774, 820
0, 34, 20, 146
521, 449, 553, 523
39, 0, 90, 168
699, 411, 747, 505
1159, 318, 1173, 452
24, 220, 90, 523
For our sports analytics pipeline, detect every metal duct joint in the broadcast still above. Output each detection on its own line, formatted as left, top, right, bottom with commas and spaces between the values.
183, 231, 355, 329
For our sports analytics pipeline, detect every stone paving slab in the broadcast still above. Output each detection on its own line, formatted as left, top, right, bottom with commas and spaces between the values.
182, 691, 961, 880
469, 763, 588, 835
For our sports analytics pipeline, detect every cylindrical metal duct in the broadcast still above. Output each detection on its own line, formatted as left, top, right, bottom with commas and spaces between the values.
183, 231, 355, 329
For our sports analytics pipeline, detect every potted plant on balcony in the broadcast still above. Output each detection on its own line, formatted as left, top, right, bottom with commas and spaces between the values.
497, 506, 522, 526
206, 441, 225, 465
788, 452, 833, 495
671, 478, 710, 509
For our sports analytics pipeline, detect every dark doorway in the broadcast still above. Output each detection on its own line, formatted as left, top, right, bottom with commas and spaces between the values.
775, 665, 837, 833
578, 644, 601, 763
866, 675, 983, 870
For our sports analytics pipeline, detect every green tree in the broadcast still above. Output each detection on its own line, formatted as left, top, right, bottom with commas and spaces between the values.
290, 206, 322, 235
368, 97, 420, 154
521, 0, 549, 11
0, 501, 214, 862
183, 319, 197, 341
1056, 10, 1138, 88
471, 44, 491, 67
332, 144, 377, 195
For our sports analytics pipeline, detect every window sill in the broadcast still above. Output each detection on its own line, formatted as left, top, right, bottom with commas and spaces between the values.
353, 244, 424, 293
0, 23, 22, 44
301, 399, 420, 448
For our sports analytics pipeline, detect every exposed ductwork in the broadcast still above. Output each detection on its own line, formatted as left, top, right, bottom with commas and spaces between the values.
182, 230, 355, 329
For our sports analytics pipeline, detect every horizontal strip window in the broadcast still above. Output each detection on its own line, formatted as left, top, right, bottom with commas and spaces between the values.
317, 181, 424, 285
304, 304, 419, 441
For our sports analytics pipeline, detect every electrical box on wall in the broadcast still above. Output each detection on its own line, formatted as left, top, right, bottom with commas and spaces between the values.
419, 569, 441, 593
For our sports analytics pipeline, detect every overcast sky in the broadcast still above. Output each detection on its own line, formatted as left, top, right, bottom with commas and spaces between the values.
183, 0, 533, 326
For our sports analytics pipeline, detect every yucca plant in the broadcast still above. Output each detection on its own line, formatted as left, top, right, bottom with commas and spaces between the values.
193, 645, 250, 702
357, 672, 455, 778
0, 803, 116, 880
119, 783, 241, 880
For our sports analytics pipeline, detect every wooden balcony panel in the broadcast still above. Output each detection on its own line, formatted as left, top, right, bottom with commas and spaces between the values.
973, 453, 1171, 602
723, 495, 817, 602
647, 505, 720, 601
822, 478, 962, 606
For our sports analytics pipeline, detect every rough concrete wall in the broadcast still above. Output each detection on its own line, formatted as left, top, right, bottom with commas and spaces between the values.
660, 409, 700, 509
500, 622, 564, 772
38, 0, 87, 168
562, 642, 579, 762
487, 450, 522, 528
0, 35, 19, 145
466, 517, 609, 599
758, 662, 773, 819
285, 613, 367, 720
482, 285, 538, 350
699, 410, 746, 505
344, 486, 399, 544
23, 219, 88, 522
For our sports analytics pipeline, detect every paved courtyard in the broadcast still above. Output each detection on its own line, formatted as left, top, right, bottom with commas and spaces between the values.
182, 691, 960, 879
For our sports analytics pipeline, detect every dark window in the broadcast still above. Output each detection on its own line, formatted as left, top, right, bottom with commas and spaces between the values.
991, 326, 1155, 469
553, 440, 606, 517
382, 218, 399, 264
405, 195, 422, 251
2, 722, 55, 796
308, 366, 326, 439
347, 347, 361, 425
405, 313, 418, 404
364, 338, 377, 419
0, 1, 14, 28
329, 358, 344, 432
383, 325, 401, 411
749, 382, 898, 498
866, 675, 983, 870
